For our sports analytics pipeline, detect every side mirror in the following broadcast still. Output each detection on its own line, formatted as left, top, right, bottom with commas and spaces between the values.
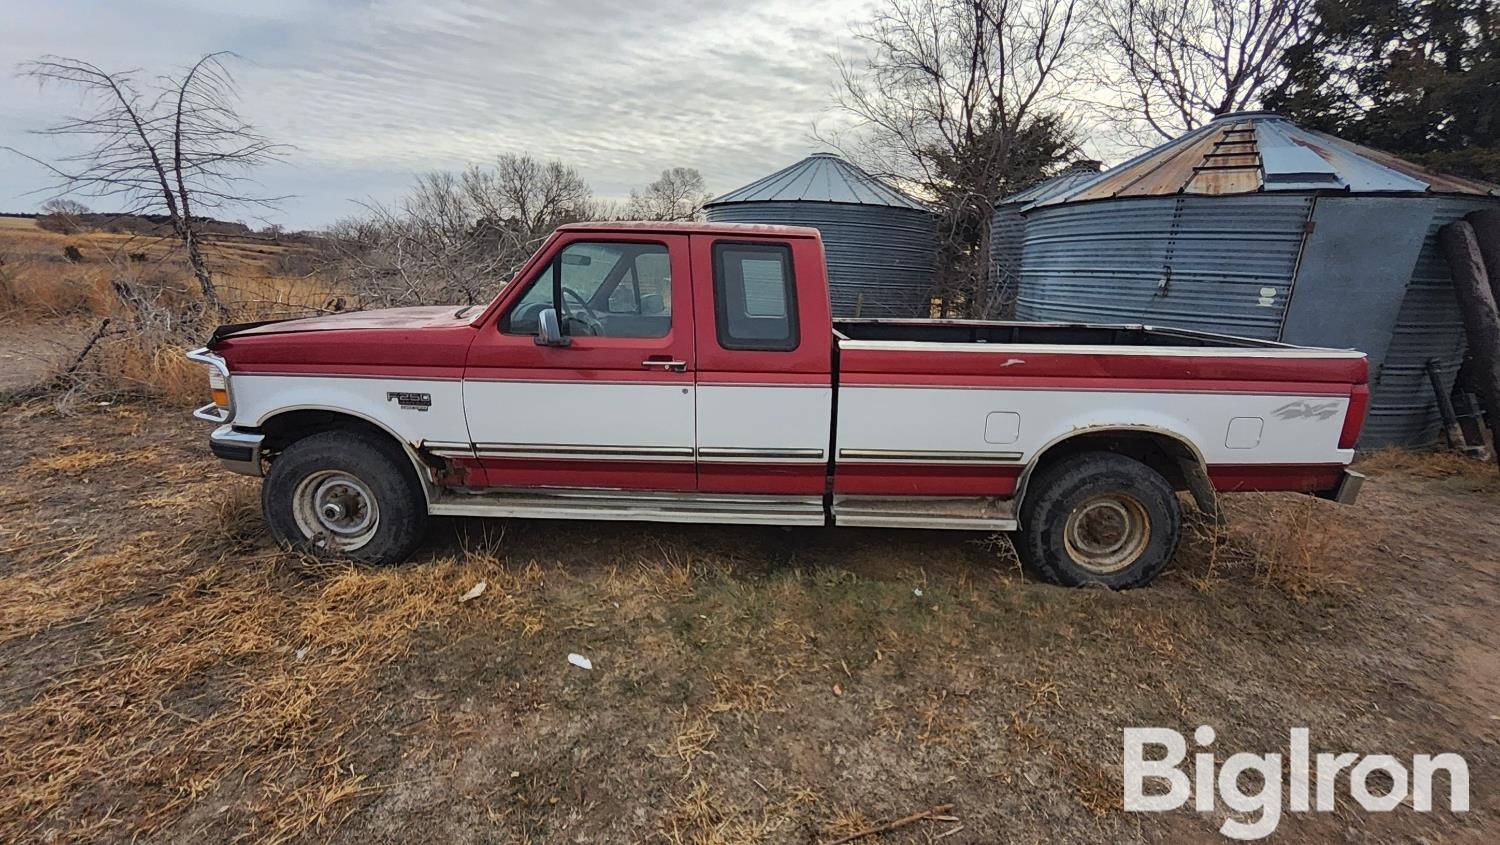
534, 307, 571, 347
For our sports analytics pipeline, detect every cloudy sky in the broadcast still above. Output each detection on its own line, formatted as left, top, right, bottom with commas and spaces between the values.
0, 0, 882, 229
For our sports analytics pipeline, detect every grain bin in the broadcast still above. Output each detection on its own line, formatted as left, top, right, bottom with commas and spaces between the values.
1003, 112, 1500, 448
989, 161, 1104, 314
705, 153, 937, 317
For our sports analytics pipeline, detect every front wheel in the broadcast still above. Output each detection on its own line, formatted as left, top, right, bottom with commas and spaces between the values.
262, 430, 429, 564
1015, 452, 1181, 589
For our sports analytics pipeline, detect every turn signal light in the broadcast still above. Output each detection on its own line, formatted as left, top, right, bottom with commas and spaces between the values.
208, 370, 229, 408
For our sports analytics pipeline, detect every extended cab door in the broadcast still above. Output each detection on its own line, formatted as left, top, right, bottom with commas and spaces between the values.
464, 232, 696, 490
690, 233, 833, 496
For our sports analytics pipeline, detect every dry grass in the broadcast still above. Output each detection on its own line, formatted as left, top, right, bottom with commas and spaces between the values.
1, 407, 1496, 843
1357, 446, 1498, 480
1236, 496, 1360, 594
1173, 493, 1363, 597
0, 220, 337, 405
18, 449, 121, 478
0, 537, 533, 842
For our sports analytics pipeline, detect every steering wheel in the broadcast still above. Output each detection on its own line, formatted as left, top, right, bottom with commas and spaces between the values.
560, 286, 604, 335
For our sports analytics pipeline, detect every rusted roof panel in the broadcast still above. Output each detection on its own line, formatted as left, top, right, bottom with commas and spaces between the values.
1026, 111, 1498, 209
1186, 167, 1262, 195
1114, 124, 1233, 198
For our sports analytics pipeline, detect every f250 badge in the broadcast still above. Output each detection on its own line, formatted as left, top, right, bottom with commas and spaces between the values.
386, 392, 432, 412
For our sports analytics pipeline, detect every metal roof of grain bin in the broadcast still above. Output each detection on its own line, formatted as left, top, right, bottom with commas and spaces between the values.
1004, 111, 1500, 448
705, 153, 937, 317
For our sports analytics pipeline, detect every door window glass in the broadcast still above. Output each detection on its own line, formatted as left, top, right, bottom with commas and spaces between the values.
712, 242, 798, 351
501, 242, 671, 338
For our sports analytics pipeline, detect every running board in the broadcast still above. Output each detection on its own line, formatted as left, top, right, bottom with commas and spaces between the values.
429, 488, 826, 526
832, 495, 1017, 531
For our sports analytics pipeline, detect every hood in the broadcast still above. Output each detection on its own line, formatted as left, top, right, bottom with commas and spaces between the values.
209, 304, 479, 372
215, 305, 472, 343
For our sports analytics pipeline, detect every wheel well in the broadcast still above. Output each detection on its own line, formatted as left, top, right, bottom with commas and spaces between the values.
1018, 429, 1208, 506
257, 409, 443, 504
258, 410, 404, 456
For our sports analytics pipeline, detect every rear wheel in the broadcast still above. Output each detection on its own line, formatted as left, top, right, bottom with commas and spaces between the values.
1016, 452, 1181, 588
262, 430, 428, 564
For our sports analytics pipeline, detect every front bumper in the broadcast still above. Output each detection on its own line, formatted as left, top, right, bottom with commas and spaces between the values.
209, 424, 265, 477
1318, 468, 1365, 505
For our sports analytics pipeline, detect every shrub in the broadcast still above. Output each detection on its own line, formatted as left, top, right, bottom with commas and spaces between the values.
36, 213, 80, 235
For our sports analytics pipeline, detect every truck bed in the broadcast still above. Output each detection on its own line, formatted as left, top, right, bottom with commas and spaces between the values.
835, 318, 1285, 349
827, 317, 1369, 503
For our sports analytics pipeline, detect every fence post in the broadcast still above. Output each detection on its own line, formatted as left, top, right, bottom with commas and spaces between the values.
1440, 220, 1500, 469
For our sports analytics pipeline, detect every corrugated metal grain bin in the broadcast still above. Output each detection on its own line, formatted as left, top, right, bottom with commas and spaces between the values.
990, 162, 1103, 309
705, 154, 937, 317
1017, 194, 1312, 340
1002, 112, 1500, 447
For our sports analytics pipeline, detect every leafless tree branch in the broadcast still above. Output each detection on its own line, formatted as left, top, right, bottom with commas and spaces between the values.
319, 154, 596, 306
1085, 0, 1315, 145
4, 52, 289, 316
821, 0, 1083, 317
628, 168, 712, 222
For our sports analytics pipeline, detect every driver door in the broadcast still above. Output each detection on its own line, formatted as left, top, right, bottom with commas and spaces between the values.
463, 232, 697, 491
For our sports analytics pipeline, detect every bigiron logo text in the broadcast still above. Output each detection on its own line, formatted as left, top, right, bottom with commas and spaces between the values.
1123, 726, 1469, 840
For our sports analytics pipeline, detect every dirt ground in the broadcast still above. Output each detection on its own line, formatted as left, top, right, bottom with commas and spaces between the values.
0, 320, 76, 392
1, 398, 1498, 844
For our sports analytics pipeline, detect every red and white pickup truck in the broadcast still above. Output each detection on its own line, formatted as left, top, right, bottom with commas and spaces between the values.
189, 222, 1367, 587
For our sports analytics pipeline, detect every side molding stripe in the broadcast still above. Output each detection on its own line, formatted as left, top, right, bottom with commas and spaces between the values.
838, 449, 1024, 462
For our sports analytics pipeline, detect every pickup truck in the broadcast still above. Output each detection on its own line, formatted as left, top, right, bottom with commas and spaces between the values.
188, 221, 1367, 588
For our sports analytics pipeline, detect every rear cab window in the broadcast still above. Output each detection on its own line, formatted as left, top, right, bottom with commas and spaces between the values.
712, 242, 798, 351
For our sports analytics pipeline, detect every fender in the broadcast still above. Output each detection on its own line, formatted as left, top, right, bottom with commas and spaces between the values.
1013, 423, 1210, 512
254, 403, 448, 505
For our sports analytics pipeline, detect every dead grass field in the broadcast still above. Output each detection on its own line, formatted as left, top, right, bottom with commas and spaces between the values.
0, 218, 328, 407
0, 399, 1497, 844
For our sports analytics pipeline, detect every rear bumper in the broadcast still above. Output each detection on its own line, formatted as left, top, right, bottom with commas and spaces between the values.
1316, 469, 1365, 505
209, 425, 265, 477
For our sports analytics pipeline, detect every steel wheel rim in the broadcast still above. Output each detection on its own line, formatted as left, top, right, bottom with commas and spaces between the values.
1063, 493, 1150, 574
292, 470, 380, 551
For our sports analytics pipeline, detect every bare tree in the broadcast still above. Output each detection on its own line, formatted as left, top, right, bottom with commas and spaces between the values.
40, 197, 89, 216
321, 154, 597, 306
37, 198, 90, 234
1087, 0, 1315, 144
5, 53, 286, 315
627, 167, 712, 221
827, 0, 1083, 316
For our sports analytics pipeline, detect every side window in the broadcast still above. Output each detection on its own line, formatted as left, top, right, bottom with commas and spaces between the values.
634, 250, 671, 317
712, 242, 798, 351
501, 242, 671, 338
606, 267, 639, 313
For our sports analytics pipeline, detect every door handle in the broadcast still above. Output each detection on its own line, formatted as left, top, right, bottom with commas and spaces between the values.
642, 358, 687, 373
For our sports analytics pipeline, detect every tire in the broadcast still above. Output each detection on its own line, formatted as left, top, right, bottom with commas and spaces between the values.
262, 430, 428, 565
1015, 451, 1181, 589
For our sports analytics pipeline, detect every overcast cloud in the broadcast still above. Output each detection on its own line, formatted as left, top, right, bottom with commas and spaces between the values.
0, 0, 877, 229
